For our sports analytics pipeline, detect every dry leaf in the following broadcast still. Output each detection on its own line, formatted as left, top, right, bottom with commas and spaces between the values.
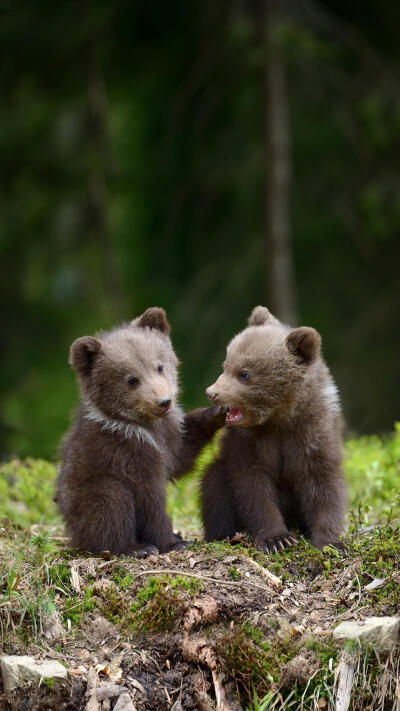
70, 565, 82, 593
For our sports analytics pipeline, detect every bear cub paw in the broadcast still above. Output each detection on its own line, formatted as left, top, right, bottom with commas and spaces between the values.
255, 533, 298, 554
126, 543, 159, 558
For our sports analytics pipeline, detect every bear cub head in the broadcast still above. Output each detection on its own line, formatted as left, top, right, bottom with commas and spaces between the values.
206, 305, 322, 426
70, 307, 179, 425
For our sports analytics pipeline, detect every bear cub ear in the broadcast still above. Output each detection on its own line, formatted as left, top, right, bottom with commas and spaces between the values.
286, 327, 321, 362
247, 305, 274, 327
69, 336, 102, 377
135, 307, 171, 334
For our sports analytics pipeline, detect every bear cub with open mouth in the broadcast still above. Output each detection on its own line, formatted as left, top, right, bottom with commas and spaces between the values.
202, 306, 346, 552
56, 307, 224, 557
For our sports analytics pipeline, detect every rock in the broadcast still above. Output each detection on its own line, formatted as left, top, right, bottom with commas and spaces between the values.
130, 678, 145, 695
281, 652, 319, 685
86, 696, 101, 711
0, 655, 67, 697
85, 667, 101, 711
113, 692, 136, 711
333, 616, 400, 650
95, 683, 127, 701
364, 578, 386, 592
42, 611, 64, 641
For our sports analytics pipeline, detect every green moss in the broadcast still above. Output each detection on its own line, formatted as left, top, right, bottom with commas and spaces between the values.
228, 566, 240, 580
130, 575, 201, 632
43, 678, 55, 692
112, 567, 134, 589
222, 624, 282, 700
62, 585, 95, 626
349, 524, 400, 612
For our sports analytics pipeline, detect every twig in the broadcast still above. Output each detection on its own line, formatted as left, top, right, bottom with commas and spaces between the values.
244, 557, 282, 589
335, 658, 356, 711
133, 569, 272, 593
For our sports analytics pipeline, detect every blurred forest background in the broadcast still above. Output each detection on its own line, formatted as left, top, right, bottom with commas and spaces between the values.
1, 0, 399, 460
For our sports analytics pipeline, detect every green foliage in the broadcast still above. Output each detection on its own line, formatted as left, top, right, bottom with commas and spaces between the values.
345, 423, 400, 523
0, 528, 58, 639
91, 574, 201, 633
222, 623, 338, 707
63, 586, 95, 627
112, 567, 134, 590
43, 678, 55, 692
166, 436, 220, 536
1, 2, 399, 460
0, 424, 399, 543
347, 524, 400, 613
0, 458, 59, 525
228, 566, 240, 580
129, 574, 201, 632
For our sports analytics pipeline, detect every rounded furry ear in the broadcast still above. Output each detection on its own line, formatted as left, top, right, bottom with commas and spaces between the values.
135, 307, 171, 334
247, 305, 273, 327
286, 327, 321, 362
69, 336, 102, 376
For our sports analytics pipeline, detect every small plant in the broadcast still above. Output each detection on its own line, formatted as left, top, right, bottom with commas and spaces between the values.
63, 585, 95, 626
228, 566, 240, 580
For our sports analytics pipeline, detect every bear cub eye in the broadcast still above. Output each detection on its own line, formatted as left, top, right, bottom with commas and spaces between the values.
157, 364, 164, 374
128, 376, 139, 388
238, 371, 250, 382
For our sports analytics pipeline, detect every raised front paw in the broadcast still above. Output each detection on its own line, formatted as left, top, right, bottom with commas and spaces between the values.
126, 543, 159, 558
203, 405, 227, 431
255, 533, 298, 554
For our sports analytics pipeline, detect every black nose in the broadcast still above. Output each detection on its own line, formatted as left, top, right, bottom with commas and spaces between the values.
157, 397, 171, 409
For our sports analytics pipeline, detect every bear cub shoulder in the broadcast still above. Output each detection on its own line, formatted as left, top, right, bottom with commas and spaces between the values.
57, 307, 224, 557
201, 305, 346, 552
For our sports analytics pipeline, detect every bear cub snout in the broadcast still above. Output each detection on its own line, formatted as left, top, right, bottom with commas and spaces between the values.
201, 305, 346, 552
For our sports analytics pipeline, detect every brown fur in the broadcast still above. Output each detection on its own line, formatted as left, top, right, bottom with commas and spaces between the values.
56, 307, 224, 557
201, 305, 346, 552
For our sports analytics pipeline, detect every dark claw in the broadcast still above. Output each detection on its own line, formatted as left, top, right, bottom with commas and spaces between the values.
127, 544, 159, 558
256, 533, 299, 554
166, 539, 192, 553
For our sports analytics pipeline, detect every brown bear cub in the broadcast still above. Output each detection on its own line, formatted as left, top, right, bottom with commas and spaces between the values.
56, 307, 224, 557
202, 306, 346, 552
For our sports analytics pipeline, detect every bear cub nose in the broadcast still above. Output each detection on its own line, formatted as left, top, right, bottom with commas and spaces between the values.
206, 388, 217, 401
157, 397, 171, 409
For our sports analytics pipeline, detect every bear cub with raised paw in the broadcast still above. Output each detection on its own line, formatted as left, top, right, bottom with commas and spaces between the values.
56, 307, 225, 557
201, 306, 346, 553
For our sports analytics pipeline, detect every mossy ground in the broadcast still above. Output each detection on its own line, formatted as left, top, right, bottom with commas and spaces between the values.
0, 425, 399, 710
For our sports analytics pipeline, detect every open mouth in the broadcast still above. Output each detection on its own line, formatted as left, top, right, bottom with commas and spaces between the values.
225, 407, 245, 424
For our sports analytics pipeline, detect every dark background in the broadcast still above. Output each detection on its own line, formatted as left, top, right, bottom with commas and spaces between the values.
1, 0, 399, 459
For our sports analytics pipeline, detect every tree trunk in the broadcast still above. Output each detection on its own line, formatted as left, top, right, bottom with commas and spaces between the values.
262, 2, 298, 325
